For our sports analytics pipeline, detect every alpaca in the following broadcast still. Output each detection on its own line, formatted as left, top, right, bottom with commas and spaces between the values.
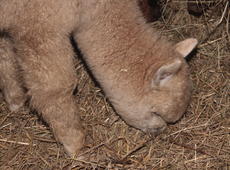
0, 0, 197, 156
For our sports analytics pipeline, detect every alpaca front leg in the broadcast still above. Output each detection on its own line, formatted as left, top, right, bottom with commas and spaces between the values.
18, 37, 85, 156
26, 60, 85, 156
0, 37, 25, 111
36, 93, 85, 156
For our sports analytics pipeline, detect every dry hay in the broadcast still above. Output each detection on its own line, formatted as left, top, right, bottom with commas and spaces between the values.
0, 0, 229, 169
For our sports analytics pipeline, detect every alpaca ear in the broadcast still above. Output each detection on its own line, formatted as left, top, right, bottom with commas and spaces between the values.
175, 38, 198, 58
152, 59, 182, 86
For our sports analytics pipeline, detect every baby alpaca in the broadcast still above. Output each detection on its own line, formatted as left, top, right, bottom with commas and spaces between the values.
0, 0, 197, 156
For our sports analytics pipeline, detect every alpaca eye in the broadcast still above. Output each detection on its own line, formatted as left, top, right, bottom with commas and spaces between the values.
150, 112, 157, 116
150, 111, 161, 118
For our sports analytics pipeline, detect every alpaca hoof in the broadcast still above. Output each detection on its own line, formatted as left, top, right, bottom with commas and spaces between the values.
9, 102, 24, 112
8, 95, 26, 112
61, 130, 85, 157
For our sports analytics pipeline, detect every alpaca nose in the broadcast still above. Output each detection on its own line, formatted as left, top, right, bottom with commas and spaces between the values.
147, 125, 167, 137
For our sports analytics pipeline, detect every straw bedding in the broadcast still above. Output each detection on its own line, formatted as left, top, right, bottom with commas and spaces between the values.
0, 0, 229, 169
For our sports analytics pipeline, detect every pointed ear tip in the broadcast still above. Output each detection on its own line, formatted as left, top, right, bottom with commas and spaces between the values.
188, 38, 198, 45
175, 59, 182, 64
